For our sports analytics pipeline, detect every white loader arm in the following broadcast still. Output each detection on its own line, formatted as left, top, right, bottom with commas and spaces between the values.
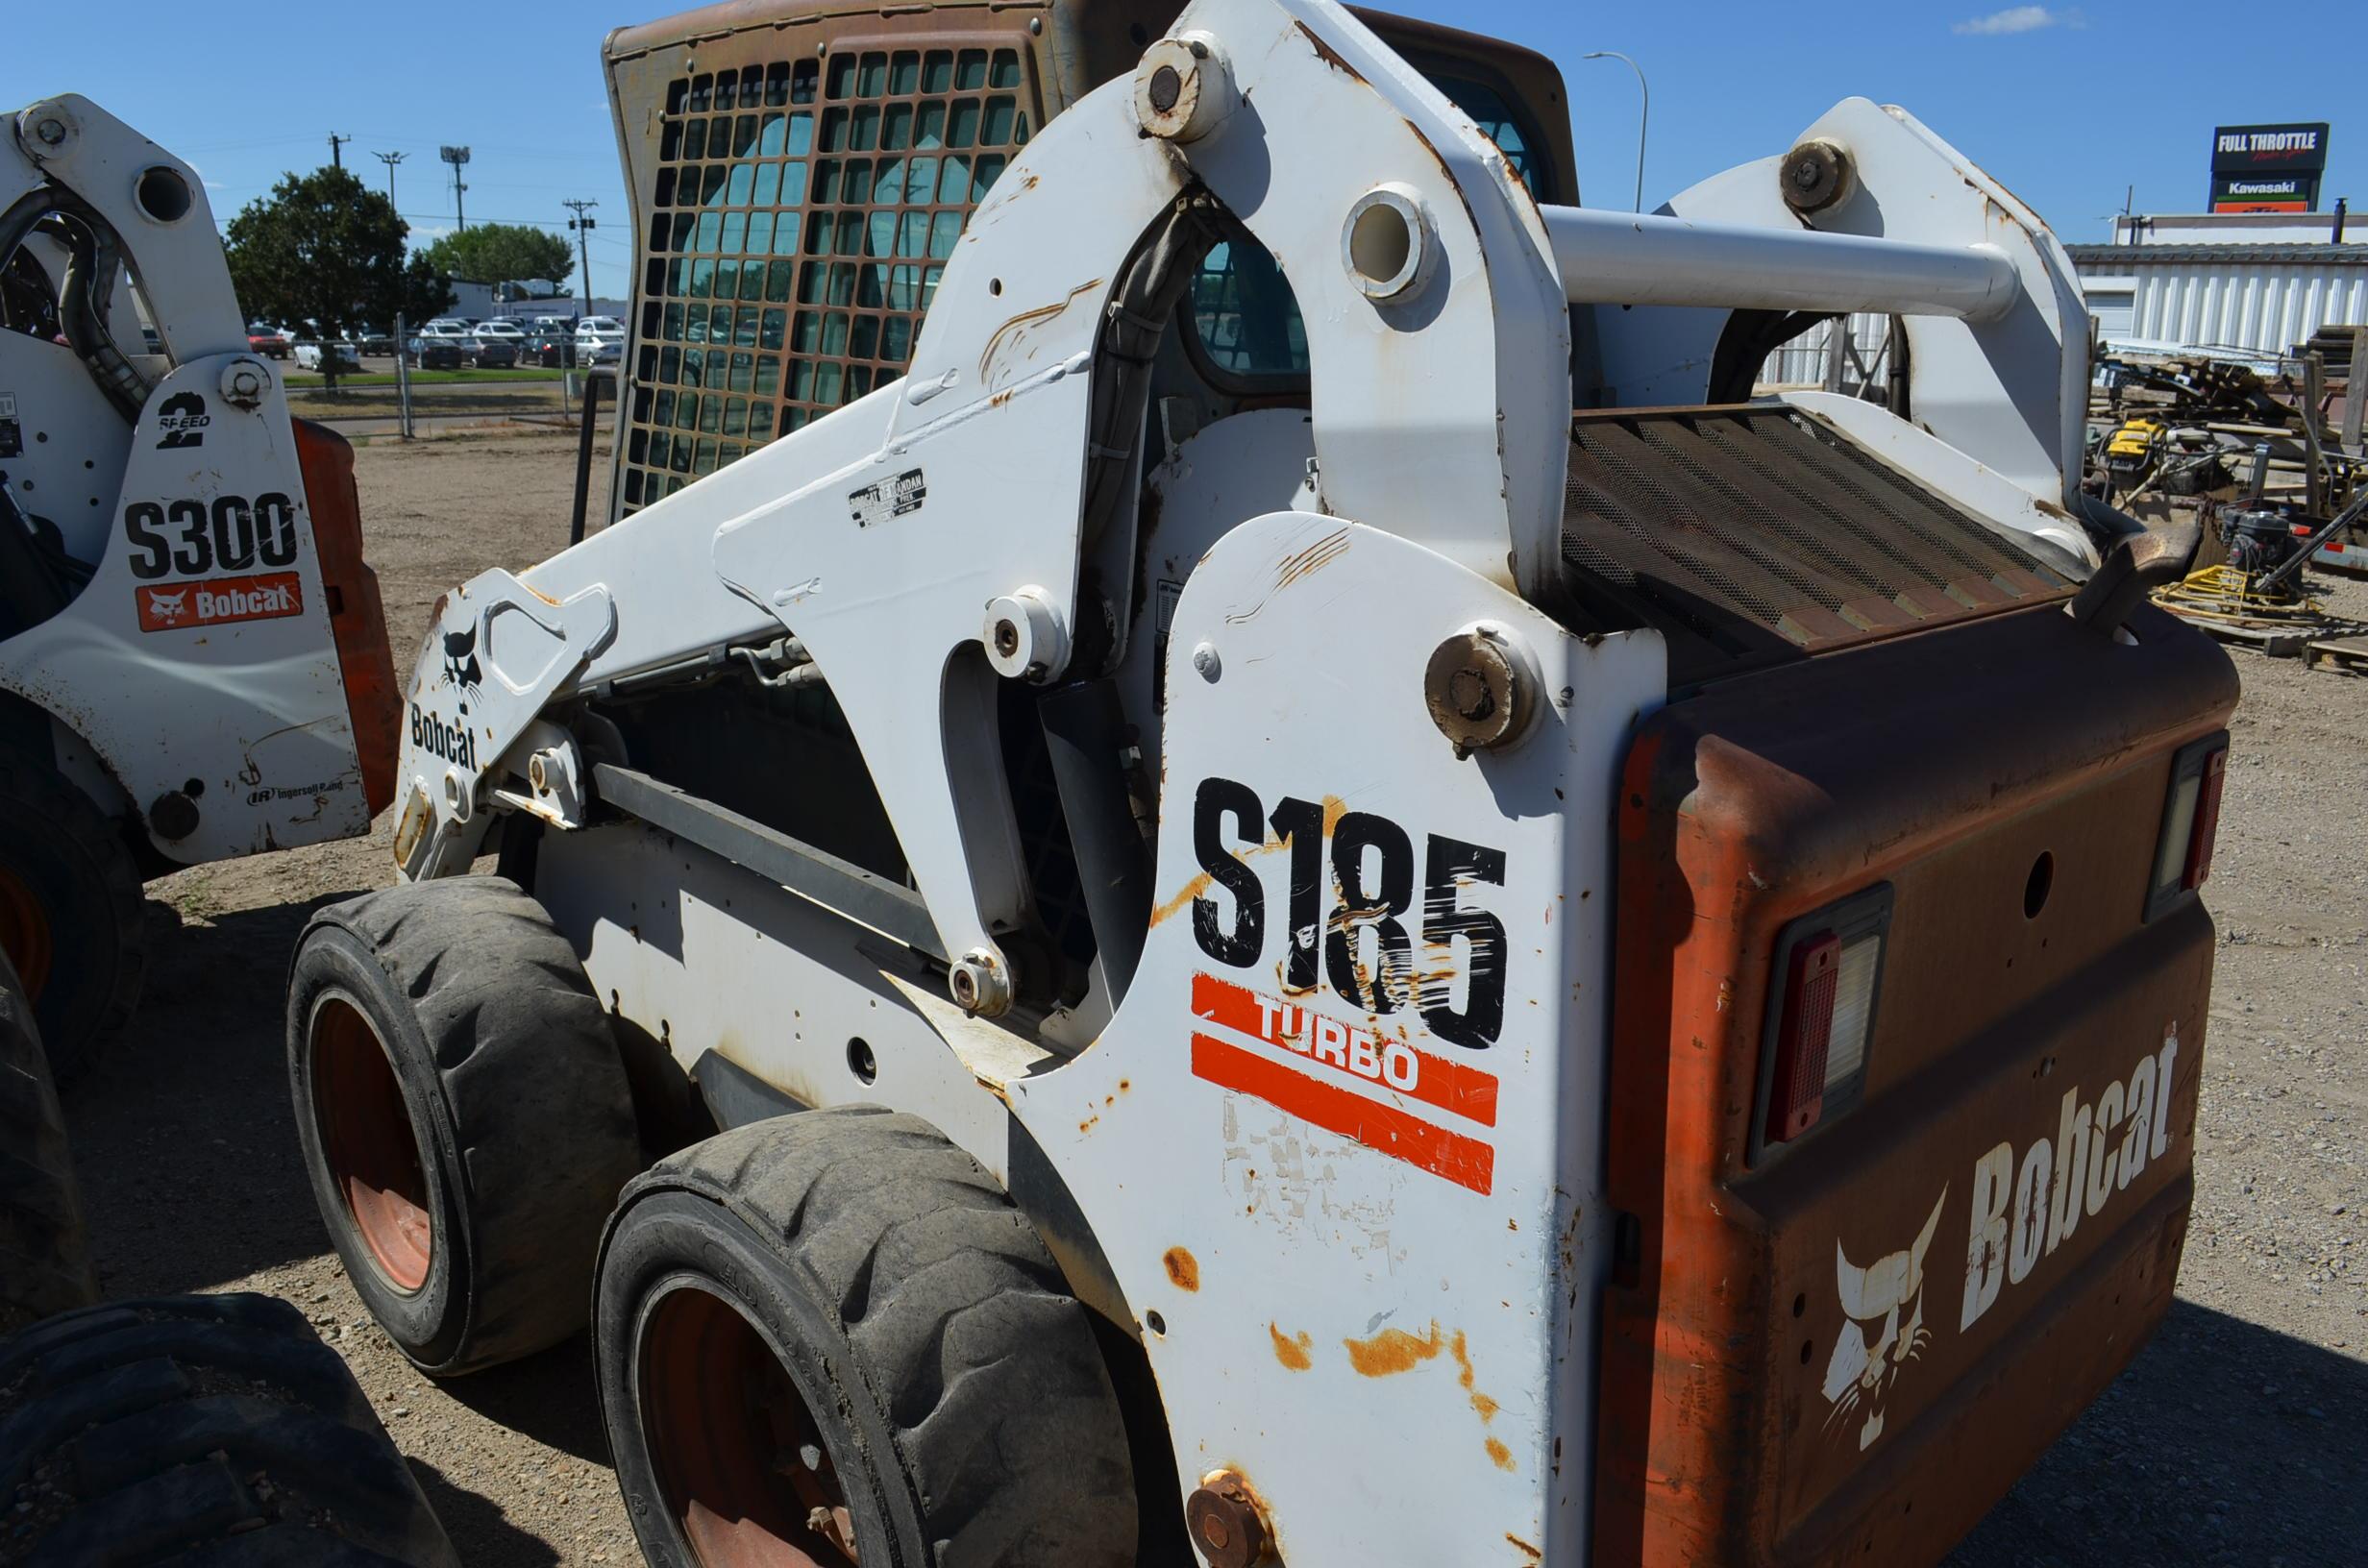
391, 0, 2090, 996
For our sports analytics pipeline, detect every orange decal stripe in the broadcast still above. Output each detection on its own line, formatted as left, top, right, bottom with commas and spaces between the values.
1191, 1032, 1495, 1195
1191, 970, 1499, 1128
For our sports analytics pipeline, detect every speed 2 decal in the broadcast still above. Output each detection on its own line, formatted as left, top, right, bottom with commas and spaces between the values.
1185, 776, 1511, 1194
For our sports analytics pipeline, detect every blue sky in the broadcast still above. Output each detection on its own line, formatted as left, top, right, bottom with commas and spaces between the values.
7, 0, 2358, 300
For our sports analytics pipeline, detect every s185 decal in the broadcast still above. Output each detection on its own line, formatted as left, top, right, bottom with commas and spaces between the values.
1190, 776, 1508, 1048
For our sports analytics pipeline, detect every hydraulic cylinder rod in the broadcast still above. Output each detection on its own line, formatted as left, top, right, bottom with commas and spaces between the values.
1540, 204, 2020, 323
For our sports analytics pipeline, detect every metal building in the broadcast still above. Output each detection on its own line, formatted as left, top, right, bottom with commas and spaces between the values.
2068, 211, 2368, 361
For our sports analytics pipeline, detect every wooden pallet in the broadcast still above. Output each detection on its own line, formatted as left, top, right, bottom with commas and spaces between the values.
2305, 634, 2368, 674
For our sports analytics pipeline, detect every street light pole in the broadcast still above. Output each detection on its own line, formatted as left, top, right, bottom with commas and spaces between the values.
563, 199, 600, 320
1581, 50, 1649, 213
374, 150, 406, 205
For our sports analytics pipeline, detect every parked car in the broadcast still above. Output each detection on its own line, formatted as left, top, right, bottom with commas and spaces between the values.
405, 335, 464, 371
349, 325, 396, 356
473, 319, 528, 351
294, 339, 363, 372
523, 326, 574, 367
468, 336, 520, 370
417, 320, 477, 345
572, 316, 625, 367
246, 325, 290, 359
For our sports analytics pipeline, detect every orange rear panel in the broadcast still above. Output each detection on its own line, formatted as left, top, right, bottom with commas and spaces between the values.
1594, 600, 2237, 1565
294, 420, 399, 815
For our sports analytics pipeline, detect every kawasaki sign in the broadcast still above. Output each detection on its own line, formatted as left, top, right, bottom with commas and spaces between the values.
2208, 123, 2330, 212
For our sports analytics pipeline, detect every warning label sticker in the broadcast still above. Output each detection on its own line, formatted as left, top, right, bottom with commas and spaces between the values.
135, 572, 305, 633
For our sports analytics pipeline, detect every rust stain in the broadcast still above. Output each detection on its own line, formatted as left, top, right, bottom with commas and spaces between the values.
1079, 1115, 1098, 1134
1272, 527, 1351, 593
1506, 1533, 1542, 1561
1162, 1246, 1200, 1292
975, 278, 1104, 380
1486, 1436, 1516, 1472
1450, 1330, 1500, 1423
1270, 1323, 1313, 1371
1294, 18, 1369, 85
1344, 1319, 1443, 1377
1147, 838, 1288, 929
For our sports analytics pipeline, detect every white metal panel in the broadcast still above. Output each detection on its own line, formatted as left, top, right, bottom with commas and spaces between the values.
2076, 250, 2368, 355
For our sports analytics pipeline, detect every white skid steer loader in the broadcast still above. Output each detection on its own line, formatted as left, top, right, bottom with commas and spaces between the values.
1, 96, 399, 1078
285, 2, 2233, 1564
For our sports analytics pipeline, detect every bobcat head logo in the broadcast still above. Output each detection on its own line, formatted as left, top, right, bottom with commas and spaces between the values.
145, 588, 188, 623
439, 625, 482, 714
1822, 1189, 1946, 1453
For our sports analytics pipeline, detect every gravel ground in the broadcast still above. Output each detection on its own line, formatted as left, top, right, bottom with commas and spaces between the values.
49, 434, 2368, 1566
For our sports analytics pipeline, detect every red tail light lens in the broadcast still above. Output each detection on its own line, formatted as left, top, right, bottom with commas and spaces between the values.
2145, 733, 2230, 921
1765, 933, 1839, 1144
1753, 886, 1891, 1160
2184, 747, 2226, 891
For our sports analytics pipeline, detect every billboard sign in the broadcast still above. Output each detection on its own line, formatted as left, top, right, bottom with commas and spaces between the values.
2208, 123, 2329, 211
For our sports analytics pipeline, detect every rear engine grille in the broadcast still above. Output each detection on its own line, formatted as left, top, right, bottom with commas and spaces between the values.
1561, 405, 2072, 687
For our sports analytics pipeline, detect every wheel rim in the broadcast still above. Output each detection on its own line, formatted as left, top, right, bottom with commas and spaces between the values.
0, 860, 53, 1002
640, 1281, 861, 1568
309, 995, 433, 1292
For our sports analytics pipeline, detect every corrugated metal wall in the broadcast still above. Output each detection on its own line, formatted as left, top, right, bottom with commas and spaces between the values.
1758, 312, 1892, 390
2074, 255, 2368, 355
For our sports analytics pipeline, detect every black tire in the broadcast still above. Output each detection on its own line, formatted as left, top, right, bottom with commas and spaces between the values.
0, 949, 98, 1337
285, 876, 640, 1376
0, 752, 147, 1082
596, 1107, 1137, 1568
0, 1292, 459, 1567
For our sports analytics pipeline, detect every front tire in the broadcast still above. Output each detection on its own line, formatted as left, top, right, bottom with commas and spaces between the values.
0, 1293, 459, 1566
0, 752, 147, 1082
0, 948, 98, 1337
286, 876, 641, 1375
596, 1108, 1137, 1568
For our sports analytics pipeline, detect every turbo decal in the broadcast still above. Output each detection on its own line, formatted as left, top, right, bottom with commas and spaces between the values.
1190, 971, 1499, 1194
134, 572, 304, 632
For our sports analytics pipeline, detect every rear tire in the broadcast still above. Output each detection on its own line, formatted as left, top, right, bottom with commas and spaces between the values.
595, 1107, 1137, 1568
0, 1292, 459, 1566
286, 876, 640, 1375
0, 949, 99, 1338
0, 752, 147, 1082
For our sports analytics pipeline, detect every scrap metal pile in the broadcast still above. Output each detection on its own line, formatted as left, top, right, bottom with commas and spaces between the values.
2086, 339, 2368, 658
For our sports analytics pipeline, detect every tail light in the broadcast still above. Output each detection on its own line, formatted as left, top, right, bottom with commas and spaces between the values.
2144, 732, 2230, 920
1753, 886, 1891, 1160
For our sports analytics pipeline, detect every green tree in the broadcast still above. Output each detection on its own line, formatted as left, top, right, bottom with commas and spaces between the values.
224, 166, 451, 391
417, 223, 575, 286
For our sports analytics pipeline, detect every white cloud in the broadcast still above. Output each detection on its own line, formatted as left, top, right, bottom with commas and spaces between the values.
1953, 5, 2083, 34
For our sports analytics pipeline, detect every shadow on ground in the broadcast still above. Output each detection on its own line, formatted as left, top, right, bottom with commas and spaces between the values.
409, 1458, 562, 1568
1951, 1299, 2366, 1566
63, 893, 367, 1294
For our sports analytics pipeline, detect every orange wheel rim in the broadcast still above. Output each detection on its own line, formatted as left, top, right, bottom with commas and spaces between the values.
0, 862, 53, 1001
640, 1283, 861, 1568
309, 995, 433, 1291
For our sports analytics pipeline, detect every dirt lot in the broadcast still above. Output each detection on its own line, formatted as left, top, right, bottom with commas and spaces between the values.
52, 431, 2368, 1566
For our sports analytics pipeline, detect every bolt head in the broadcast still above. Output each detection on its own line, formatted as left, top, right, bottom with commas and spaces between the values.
35, 118, 66, 146
1147, 63, 1184, 113
1185, 1474, 1269, 1568
1423, 625, 1537, 759
949, 948, 1012, 1017
1192, 641, 1221, 681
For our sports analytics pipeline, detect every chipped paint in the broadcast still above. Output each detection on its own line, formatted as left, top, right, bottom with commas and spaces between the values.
1163, 1246, 1200, 1292
1270, 1323, 1314, 1371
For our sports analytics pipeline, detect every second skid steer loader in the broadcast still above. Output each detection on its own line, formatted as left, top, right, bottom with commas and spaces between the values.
286, 2, 2232, 1563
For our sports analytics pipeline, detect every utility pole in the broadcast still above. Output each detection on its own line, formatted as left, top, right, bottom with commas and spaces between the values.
328, 134, 351, 170
439, 146, 471, 232
563, 199, 599, 319
374, 150, 406, 204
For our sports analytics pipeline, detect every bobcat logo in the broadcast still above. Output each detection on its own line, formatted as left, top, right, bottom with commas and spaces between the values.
144, 588, 189, 624
1822, 1190, 1946, 1453
439, 625, 482, 715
